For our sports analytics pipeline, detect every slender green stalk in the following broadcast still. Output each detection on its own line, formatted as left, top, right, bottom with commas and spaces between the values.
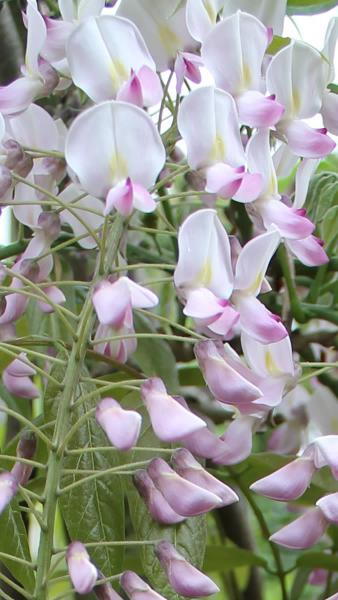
33, 216, 125, 599
58, 460, 152, 495
66, 446, 173, 455
92, 332, 201, 344
278, 245, 306, 323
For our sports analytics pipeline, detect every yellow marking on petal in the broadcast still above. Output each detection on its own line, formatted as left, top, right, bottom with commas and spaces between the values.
110, 152, 128, 183
159, 24, 181, 55
292, 89, 301, 115
204, 0, 216, 23
245, 271, 264, 296
109, 59, 128, 90
209, 134, 226, 162
265, 350, 281, 376
330, 417, 338, 433
268, 172, 278, 195
196, 260, 213, 287
242, 63, 252, 88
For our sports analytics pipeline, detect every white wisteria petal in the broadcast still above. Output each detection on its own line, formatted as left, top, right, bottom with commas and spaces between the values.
120, 277, 158, 309
7, 104, 60, 152
234, 229, 280, 296
321, 91, 338, 135
322, 16, 338, 82
0, 77, 42, 116
266, 41, 329, 119
246, 128, 278, 197
59, 183, 104, 249
178, 86, 245, 170
174, 209, 234, 299
67, 16, 158, 104
186, 0, 224, 42
65, 100, 165, 199
59, 0, 105, 21
25, 0, 47, 76
117, 0, 196, 71
222, 0, 287, 36
202, 11, 269, 96
241, 333, 294, 378
293, 159, 319, 210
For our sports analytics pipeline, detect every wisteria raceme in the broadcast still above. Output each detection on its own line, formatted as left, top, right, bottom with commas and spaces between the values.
0, 1, 337, 598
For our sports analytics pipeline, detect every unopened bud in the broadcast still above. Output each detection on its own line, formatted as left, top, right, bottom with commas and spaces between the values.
11, 432, 37, 485
39, 60, 59, 94
0, 165, 12, 198
133, 470, 185, 525
19, 259, 40, 281
38, 211, 61, 241
0, 472, 18, 515
66, 542, 98, 595
14, 154, 33, 178
3, 139, 24, 169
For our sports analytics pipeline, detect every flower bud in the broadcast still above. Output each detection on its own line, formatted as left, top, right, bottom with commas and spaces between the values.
66, 541, 98, 595
155, 541, 219, 597
250, 457, 316, 501
2, 353, 39, 399
96, 398, 141, 451
269, 507, 328, 549
3, 139, 24, 169
13, 154, 33, 178
39, 60, 60, 95
11, 432, 37, 486
0, 165, 12, 198
133, 470, 185, 525
141, 378, 206, 442
120, 571, 166, 600
316, 492, 338, 524
95, 580, 123, 600
0, 472, 18, 514
171, 448, 238, 507
38, 212, 61, 241
147, 458, 222, 516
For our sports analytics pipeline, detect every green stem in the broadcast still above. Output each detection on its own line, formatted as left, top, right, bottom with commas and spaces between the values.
58, 460, 151, 495
302, 303, 338, 326
33, 216, 125, 600
66, 446, 173, 455
0, 239, 29, 259
278, 246, 306, 323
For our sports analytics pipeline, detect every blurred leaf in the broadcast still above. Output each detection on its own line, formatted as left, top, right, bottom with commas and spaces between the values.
297, 552, 338, 570
328, 83, 338, 94
133, 314, 179, 391
267, 35, 291, 55
287, 0, 338, 15
203, 545, 267, 571
44, 351, 125, 577
306, 171, 338, 235
178, 361, 204, 387
290, 567, 312, 600
122, 392, 207, 600
322, 205, 338, 251
0, 500, 35, 593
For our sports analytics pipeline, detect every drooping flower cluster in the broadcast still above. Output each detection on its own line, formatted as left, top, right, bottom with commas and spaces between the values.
0, 0, 337, 598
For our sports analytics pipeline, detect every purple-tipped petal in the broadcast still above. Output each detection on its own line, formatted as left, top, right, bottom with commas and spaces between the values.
147, 458, 222, 516
285, 120, 336, 159
141, 378, 206, 442
120, 571, 166, 600
250, 457, 316, 501
0, 472, 19, 514
214, 416, 256, 465
270, 507, 327, 549
96, 397, 141, 451
172, 448, 239, 506
105, 179, 133, 216
155, 541, 220, 597
287, 236, 329, 267
133, 470, 185, 525
316, 493, 338, 524
237, 90, 285, 128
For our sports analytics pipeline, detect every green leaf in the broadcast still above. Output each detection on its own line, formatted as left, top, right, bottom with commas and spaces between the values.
290, 567, 312, 600
133, 314, 179, 391
267, 35, 291, 55
322, 205, 338, 251
328, 83, 338, 94
0, 500, 35, 593
44, 351, 125, 577
306, 171, 338, 230
297, 552, 338, 570
203, 545, 267, 572
287, 0, 338, 15
122, 392, 207, 600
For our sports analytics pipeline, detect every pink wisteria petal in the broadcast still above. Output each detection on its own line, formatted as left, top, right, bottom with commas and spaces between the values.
183, 288, 225, 319
202, 11, 269, 95
205, 163, 244, 198
235, 229, 281, 296
0, 77, 42, 115
0, 472, 19, 515
141, 378, 206, 442
195, 340, 263, 407
246, 128, 278, 196
66, 542, 98, 595
120, 277, 158, 310
120, 571, 167, 600
6, 353, 36, 378
37, 285, 66, 313
285, 120, 336, 158
238, 296, 288, 343
183, 426, 229, 460
147, 458, 223, 516
65, 101, 165, 199
3, 371, 39, 399
250, 457, 316, 500
312, 436, 338, 479
136, 65, 162, 106
178, 86, 245, 170
174, 209, 234, 299
207, 304, 240, 337
132, 182, 156, 213
155, 541, 220, 598
105, 180, 133, 216
133, 470, 185, 525
237, 91, 285, 128
172, 448, 239, 506
232, 172, 263, 203
42, 17, 73, 63
287, 236, 329, 267
316, 493, 338, 524
96, 397, 142, 450
93, 279, 130, 327
260, 198, 315, 239
214, 416, 257, 465
270, 507, 328, 549
174, 52, 202, 94
117, 72, 143, 107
